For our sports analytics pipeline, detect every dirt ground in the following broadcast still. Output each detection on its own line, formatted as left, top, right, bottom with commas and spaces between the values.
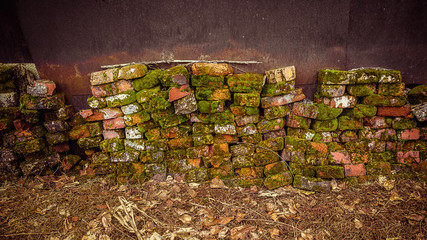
0, 175, 425, 240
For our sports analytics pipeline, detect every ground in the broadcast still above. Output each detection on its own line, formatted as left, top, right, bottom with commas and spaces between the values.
0, 176, 425, 240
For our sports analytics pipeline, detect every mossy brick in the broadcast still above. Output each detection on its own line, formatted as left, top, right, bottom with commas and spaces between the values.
68, 122, 102, 140
193, 134, 214, 147
0, 107, 19, 121
132, 69, 162, 91
317, 84, 346, 97
259, 137, 284, 151
124, 111, 151, 126
264, 105, 290, 120
343, 104, 377, 118
261, 81, 295, 97
192, 122, 214, 135
135, 86, 161, 103
264, 161, 288, 176
168, 84, 191, 102
263, 172, 292, 190
230, 144, 255, 157
287, 128, 315, 140
197, 100, 224, 113
214, 123, 236, 135
204, 154, 231, 168
110, 150, 140, 163
191, 62, 233, 76
260, 89, 306, 108
136, 119, 158, 134
185, 168, 209, 182
371, 151, 396, 163
191, 75, 224, 88
0, 65, 15, 82
87, 97, 107, 109
229, 104, 259, 116
378, 70, 402, 83
313, 131, 334, 143
105, 90, 136, 108
90, 68, 119, 86
265, 66, 296, 84
327, 95, 357, 108
347, 84, 377, 97
161, 125, 191, 139
226, 73, 264, 93
144, 164, 167, 178
306, 142, 328, 158
45, 132, 68, 145
363, 94, 407, 107
253, 150, 280, 166
264, 129, 287, 140
158, 114, 189, 128
398, 128, 420, 140
284, 136, 307, 151
344, 140, 369, 153
337, 130, 358, 142
90, 83, 119, 98
174, 92, 198, 115
241, 133, 263, 143
208, 164, 234, 179
358, 127, 397, 141
43, 120, 69, 133
165, 149, 187, 162
124, 139, 145, 151
19, 109, 40, 123
392, 117, 417, 130
14, 138, 46, 154
161, 65, 190, 87
351, 68, 379, 84
214, 134, 239, 143
364, 116, 392, 129
235, 167, 264, 179
232, 155, 255, 168
186, 145, 210, 158
315, 103, 343, 120
125, 126, 143, 139
378, 83, 405, 96
91, 152, 110, 165
145, 140, 169, 152
168, 159, 198, 173
196, 111, 235, 124
257, 118, 285, 133
328, 150, 351, 165
236, 124, 258, 137
316, 165, 344, 179
103, 117, 126, 130
235, 115, 259, 126
145, 128, 162, 140
311, 119, 337, 132
292, 175, 330, 192
169, 137, 193, 149
77, 136, 102, 149
366, 162, 391, 175
318, 69, 356, 85
20, 93, 65, 110
292, 102, 317, 119
282, 150, 304, 164
366, 139, 386, 153
150, 106, 174, 121
210, 142, 229, 156
121, 103, 142, 115
287, 115, 311, 129
100, 139, 124, 152
195, 87, 231, 101
0, 92, 18, 107
337, 116, 363, 130
117, 64, 147, 80
408, 84, 427, 105
68, 113, 87, 128
98, 107, 125, 119
117, 79, 137, 95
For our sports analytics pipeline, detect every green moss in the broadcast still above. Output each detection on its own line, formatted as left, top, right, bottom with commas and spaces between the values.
378, 83, 405, 96
257, 118, 285, 133
259, 137, 284, 151
287, 115, 311, 129
312, 119, 338, 132
229, 104, 259, 115
241, 133, 263, 144
371, 152, 396, 163
106, 90, 136, 108
233, 93, 260, 107
161, 65, 189, 87
318, 69, 356, 85
315, 103, 343, 120
261, 81, 295, 97
408, 84, 427, 104
137, 119, 158, 133
363, 94, 407, 107
193, 134, 214, 147
344, 140, 369, 153
227, 73, 264, 93
77, 136, 102, 149
351, 69, 379, 83
347, 84, 376, 97
158, 114, 189, 128
135, 86, 161, 103
316, 165, 345, 179
0, 65, 15, 83
191, 75, 224, 88
195, 87, 231, 101
326, 142, 344, 152
86, 122, 103, 137
14, 138, 46, 154
264, 105, 290, 120
142, 96, 171, 113
207, 165, 234, 179
263, 172, 292, 190
378, 70, 402, 83
392, 118, 417, 130
197, 100, 224, 113
133, 69, 163, 91
338, 116, 363, 130
366, 162, 391, 175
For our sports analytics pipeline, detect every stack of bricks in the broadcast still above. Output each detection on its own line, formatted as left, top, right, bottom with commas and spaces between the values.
0, 64, 80, 179
281, 68, 426, 191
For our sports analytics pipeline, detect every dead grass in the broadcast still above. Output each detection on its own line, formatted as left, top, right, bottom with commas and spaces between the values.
0, 175, 425, 240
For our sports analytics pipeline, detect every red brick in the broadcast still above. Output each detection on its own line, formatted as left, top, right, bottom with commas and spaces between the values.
27, 80, 56, 96
209, 143, 229, 156
79, 109, 93, 119
99, 108, 124, 119
377, 105, 411, 117
344, 164, 366, 176
53, 142, 70, 153
397, 151, 420, 164
214, 134, 239, 143
103, 129, 125, 139
103, 117, 126, 130
364, 116, 391, 129
329, 151, 351, 165
90, 83, 118, 98
169, 84, 191, 102
116, 80, 134, 93
187, 158, 202, 168
90, 68, 118, 86
86, 111, 104, 122
292, 102, 317, 119
191, 63, 233, 76
329, 95, 357, 108
13, 119, 32, 131
399, 128, 420, 140
260, 89, 305, 108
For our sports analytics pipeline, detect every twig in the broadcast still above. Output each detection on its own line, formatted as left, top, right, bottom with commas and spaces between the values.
244, 218, 302, 232
0, 232, 59, 237
101, 60, 262, 69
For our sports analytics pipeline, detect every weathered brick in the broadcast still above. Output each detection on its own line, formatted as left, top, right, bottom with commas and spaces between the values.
210, 142, 229, 156
232, 155, 255, 168
186, 145, 210, 158
110, 150, 140, 162
121, 103, 142, 115
77, 136, 102, 149
124, 111, 151, 126
364, 116, 392, 129
26, 80, 56, 97
161, 125, 191, 139
214, 123, 236, 135
391, 117, 417, 130
328, 95, 357, 108
312, 119, 338, 132
105, 90, 136, 108
328, 151, 351, 165
14, 138, 46, 154
99, 107, 124, 119
377, 105, 411, 117
261, 81, 295, 97
253, 150, 280, 166
191, 75, 224, 88
316, 165, 345, 179
337, 130, 358, 142
265, 66, 296, 84
193, 134, 214, 146
264, 161, 288, 176
397, 151, 420, 164
318, 69, 356, 85
234, 115, 259, 126
20, 93, 65, 110
52, 142, 70, 153
367, 139, 386, 152
116, 80, 134, 93
118, 64, 147, 80
363, 94, 407, 107
197, 100, 224, 113
258, 118, 285, 133
236, 124, 258, 137
125, 126, 143, 139
226, 73, 263, 93
233, 93, 260, 107
347, 83, 377, 97
378, 83, 405, 96
229, 104, 259, 116
0, 92, 18, 107
366, 162, 391, 175
103, 129, 125, 139
235, 167, 264, 179
195, 87, 231, 101
287, 115, 311, 129
44, 120, 69, 133
263, 129, 286, 140
230, 144, 255, 157
204, 154, 231, 168
398, 128, 420, 140
338, 116, 363, 130
260, 89, 306, 108
191, 62, 233, 76
259, 137, 284, 151
344, 164, 366, 176
90, 68, 119, 85
292, 175, 330, 192
168, 84, 191, 102
103, 117, 126, 130
292, 102, 318, 119
264, 105, 290, 120
174, 92, 198, 115
264, 172, 292, 190
87, 97, 107, 109
287, 128, 315, 140
317, 84, 346, 97
411, 102, 427, 122
214, 134, 239, 143
169, 137, 193, 149
100, 139, 124, 152
90, 83, 118, 98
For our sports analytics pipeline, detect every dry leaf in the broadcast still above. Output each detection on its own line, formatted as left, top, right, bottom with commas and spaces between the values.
269, 228, 280, 237
389, 191, 403, 202
230, 225, 257, 240
378, 176, 395, 190
354, 218, 363, 229
270, 213, 279, 222
179, 214, 192, 224
236, 212, 246, 223
206, 216, 234, 226
405, 214, 425, 222
218, 226, 230, 238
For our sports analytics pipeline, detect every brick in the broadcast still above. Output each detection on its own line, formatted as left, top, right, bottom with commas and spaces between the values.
292, 102, 318, 119
174, 92, 198, 115
45, 132, 69, 145
411, 102, 427, 122
77, 136, 102, 149
352, 69, 379, 84
226, 73, 263, 93
214, 123, 237, 135
236, 124, 258, 137
90, 83, 118, 98
363, 94, 407, 107
110, 150, 140, 162
241, 133, 263, 144
328, 151, 351, 164
186, 145, 210, 158
191, 75, 224, 88
44, 120, 69, 133
281, 150, 305, 163
124, 139, 145, 151
105, 90, 136, 108
318, 69, 356, 85
124, 111, 151, 126
87, 97, 107, 109
161, 125, 191, 139
367, 139, 386, 152
265, 66, 296, 84
168, 84, 191, 102
230, 144, 255, 157
259, 137, 284, 151
125, 126, 143, 139
328, 95, 357, 108
26, 80, 56, 96
171, 74, 189, 86
0, 92, 18, 107
90, 68, 118, 85
235, 167, 264, 179
235, 115, 259, 126
317, 84, 346, 97
208, 164, 234, 179
378, 83, 405, 96
103, 129, 125, 139
253, 150, 280, 166
264, 105, 290, 120
214, 134, 239, 143
118, 64, 147, 80
169, 137, 193, 149
399, 128, 420, 140
313, 132, 333, 143
263, 172, 292, 190
195, 87, 231, 101
316, 165, 345, 179
287, 128, 315, 140
264, 161, 288, 176
263, 129, 287, 140
161, 65, 190, 87
116, 80, 134, 93
377, 105, 411, 117
397, 151, 420, 164
347, 83, 377, 97
366, 162, 391, 175
121, 103, 142, 115
191, 62, 233, 76
344, 164, 366, 177
261, 81, 295, 97
230, 104, 259, 116
364, 116, 392, 129
392, 118, 417, 130
193, 134, 214, 146
292, 175, 330, 192
260, 89, 305, 108
52, 142, 70, 153
287, 115, 311, 129
79, 109, 93, 119
100, 139, 124, 152
312, 119, 338, 132
14, 138, 46, 154
233, 93, 260, 107
210, 142, 229, 156
197, 100, 225, 113
258, 118, 285, 133
86, 111, 104, 122
103, 117, 126, 130
99, 107, 124, 119
338, 116, 363, 130
203, 154, 231, 168
185, 168, 209, 182
338, 130, 358, 142
232, 155, 255, 168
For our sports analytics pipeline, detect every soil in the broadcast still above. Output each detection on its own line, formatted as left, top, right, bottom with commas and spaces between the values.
0, 176, 425, 240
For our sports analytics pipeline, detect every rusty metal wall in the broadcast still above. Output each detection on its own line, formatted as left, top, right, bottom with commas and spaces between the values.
1, 0, 426, 109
